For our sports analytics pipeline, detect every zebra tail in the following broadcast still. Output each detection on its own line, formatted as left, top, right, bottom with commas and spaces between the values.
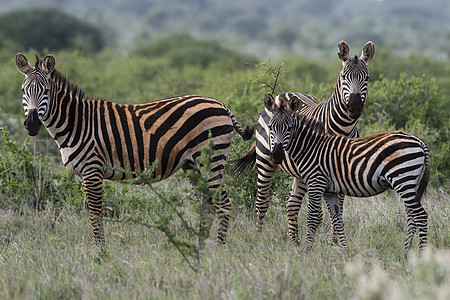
231, 142, 256, 176
416, 142, 431, 203
225, 105, 254, 141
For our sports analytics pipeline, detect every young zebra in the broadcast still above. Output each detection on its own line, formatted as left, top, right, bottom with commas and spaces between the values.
233, 41, 375, 242
16, 53, 252, 245
265, 95, 430, 250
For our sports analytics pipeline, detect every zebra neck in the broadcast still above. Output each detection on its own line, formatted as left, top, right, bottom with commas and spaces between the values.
43, 69, 89, 147
326, 79, 358, 136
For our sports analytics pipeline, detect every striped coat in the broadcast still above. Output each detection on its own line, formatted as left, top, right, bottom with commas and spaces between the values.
234, 41, 375, 242
16, 53, 252, 244
266, 95, 430, 250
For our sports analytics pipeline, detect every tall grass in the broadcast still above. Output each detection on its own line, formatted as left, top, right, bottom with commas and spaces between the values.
0, 182, 448, 299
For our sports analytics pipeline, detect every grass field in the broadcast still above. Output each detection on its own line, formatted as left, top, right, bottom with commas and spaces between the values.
0, 176, 448, 299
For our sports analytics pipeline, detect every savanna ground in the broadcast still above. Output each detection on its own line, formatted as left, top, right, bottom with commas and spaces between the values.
0, 176, 449, 299
0, 36, 449, 299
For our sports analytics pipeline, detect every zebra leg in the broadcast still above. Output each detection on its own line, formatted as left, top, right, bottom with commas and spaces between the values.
82, 170, 105, 245
324, 193, 347, 248
305, 182, 325, 249
415, 205, 428, 250
396, 184, 428, 250
404, 209, 417, 250
326, 193, 345, 244
184, 163, 215, 244
215, 190, 231, 245
207, 155, 230, 245
407, 205, 428, 250
286, 177, 308, 243
255, 157, 278, 231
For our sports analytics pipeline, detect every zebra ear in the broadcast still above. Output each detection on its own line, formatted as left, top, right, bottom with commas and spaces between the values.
360, 41, 375, 64
42, 55, 56, 74
337, 40, 350, 62
16, 53, 33, 74
264, 92, 275, 112
287, 96, 304, 114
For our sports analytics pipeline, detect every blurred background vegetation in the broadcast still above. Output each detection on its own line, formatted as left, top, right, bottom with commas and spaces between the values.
0, 0, 448, 212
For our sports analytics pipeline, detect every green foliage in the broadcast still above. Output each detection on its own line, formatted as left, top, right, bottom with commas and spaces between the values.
133, 34, 257, 70
102, 140, 222, 272
0, 8, 105, 53
0, 127, 83, 211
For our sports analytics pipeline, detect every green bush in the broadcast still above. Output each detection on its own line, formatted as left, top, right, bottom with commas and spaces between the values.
0, 8, 105, 53
0, 127, 83, 211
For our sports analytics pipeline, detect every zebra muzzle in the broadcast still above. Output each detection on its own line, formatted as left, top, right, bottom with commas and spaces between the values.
24, 109, 41, 136
270, 143, 284, 165
347, 93, 364, 119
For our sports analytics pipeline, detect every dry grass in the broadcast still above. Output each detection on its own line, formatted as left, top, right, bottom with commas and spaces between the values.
0, 185, 448, 299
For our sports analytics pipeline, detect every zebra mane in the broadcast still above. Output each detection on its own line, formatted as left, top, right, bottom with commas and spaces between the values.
296, 113, 327, 136
50, 68, 87, 100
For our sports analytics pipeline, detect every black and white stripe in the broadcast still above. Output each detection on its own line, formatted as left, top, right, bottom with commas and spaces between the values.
16, 53, 252, 244
234, 41, 375, 241
267, 96, 430, 250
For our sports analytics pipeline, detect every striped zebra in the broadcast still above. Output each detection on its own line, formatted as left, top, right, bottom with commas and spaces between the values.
16, 53, 252, 245
265, 95, 430, 250
234, 41, 375, 242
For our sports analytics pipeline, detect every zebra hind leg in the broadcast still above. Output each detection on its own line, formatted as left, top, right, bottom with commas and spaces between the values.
183, 162, 215, 244
206, 152, 231, 245
404, 209, 417, 250
400, 196, 428, 251
413, 205, 428, 250
215, 190, 231, 245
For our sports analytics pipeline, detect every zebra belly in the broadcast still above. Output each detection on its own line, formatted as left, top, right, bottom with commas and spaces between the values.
330, 173, 390, 197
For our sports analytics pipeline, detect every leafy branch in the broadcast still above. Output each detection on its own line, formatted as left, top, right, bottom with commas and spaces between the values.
254, 60, 285, 95
102, 138, 219, 272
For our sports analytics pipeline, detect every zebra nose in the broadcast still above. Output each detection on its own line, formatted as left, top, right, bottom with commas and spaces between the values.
24, 109, 41, 136
270, 143, 284, 165
347, 92, 363, 119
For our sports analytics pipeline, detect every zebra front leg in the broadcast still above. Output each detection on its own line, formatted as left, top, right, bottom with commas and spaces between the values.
255, 160, 277, 231
82, 170, 105, 245
305, 182, 325, 249
324, 193, 347, 248
286, 177, 308, 243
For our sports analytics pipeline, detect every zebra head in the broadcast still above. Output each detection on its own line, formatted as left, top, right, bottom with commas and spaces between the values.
16, 53, 55, 136
337, 40, 375, 120
265, 93, 304, 165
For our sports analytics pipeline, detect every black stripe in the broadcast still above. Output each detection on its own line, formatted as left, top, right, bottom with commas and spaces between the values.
99, 101, 113, 166
166, 124, 232, 176
128, 105, 145, 173
116, 104, 135, 172
159, 107, 229, 174
107, 101, 124, 171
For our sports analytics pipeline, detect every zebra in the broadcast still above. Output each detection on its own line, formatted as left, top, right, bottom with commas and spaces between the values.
16, 53, 253, 245
265, 94, 430, 250
233, 41, 375, 242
